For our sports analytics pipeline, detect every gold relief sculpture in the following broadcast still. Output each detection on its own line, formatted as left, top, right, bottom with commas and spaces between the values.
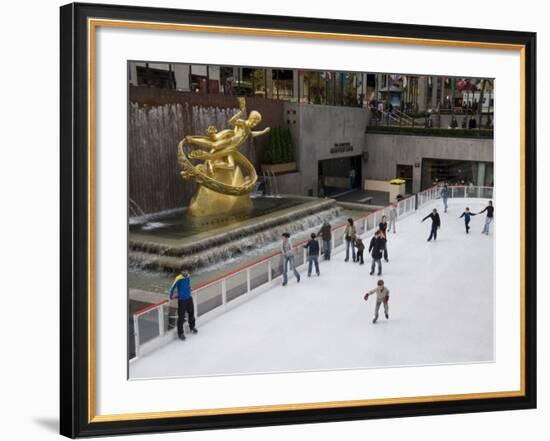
177, 97, 270, 216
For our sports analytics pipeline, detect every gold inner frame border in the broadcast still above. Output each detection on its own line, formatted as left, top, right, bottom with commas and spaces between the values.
87, 18, 527, 423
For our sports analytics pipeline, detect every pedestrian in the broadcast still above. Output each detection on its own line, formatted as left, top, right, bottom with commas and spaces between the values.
344, 218, 357, 262
368, 230, 385, 276
353, 234, 365, 265
363, 279, 390, 324
169, 267, 198, 341
421, 208, 441, 241
459, 207, 477, 234
303, 233, 321, 277
440, 184, 450, 213
281, 232, 300, 286
317, 220, 332, 260
478, 200, 494, 235
379, 215, 388, 237
379, 215, 389, 262
388, 203, 397, 233
349, 168, 356, 189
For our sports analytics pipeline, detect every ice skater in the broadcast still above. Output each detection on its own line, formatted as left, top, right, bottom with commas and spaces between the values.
459, 207, 477, 234
281, 232, 300, 286
353, 234, 365, 265
344, 218, 357, 262
421, 208, 441, 241
388, 203, 397, 233
169, 267, 198, 340
363, 279, 390, 324
368, 230, 385, 275
478, 200, 494, 235
440, 184, 450, 213
379, 215, 388, 237
379, 215, 389, 262
303, 233, 320, 277
318, 220, 332, 260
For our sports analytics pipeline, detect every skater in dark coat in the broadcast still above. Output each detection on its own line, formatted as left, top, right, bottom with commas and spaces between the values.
379, 215, 389, 262
421, 208, 441, 241
368, 230, 385, 275
459, 207, 477, 233
379, 216, 388, 238
303, 233, 321, 277
478, 200, 494, 235
353, 234, 365, 265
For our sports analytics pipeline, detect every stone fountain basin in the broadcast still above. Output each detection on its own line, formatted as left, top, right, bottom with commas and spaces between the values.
129, 196, 343, 273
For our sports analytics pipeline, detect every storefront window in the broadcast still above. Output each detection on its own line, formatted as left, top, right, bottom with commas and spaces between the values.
421, 158, 494, 189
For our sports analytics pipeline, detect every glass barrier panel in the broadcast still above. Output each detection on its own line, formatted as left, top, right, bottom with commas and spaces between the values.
333, 228, 344, 248
161, 304, 170, 334
194, 281, 223, 316
481, 187, 493, 199
366, 214, 375, 231
136, 308, 160, 345
166, 301, 178, 330
454, 186, 466, 198
270, 254, 283, 279
294, 247, 305, 267
129, 313, 136, 359
250, 261, 269, 290
226, 270, 248, 302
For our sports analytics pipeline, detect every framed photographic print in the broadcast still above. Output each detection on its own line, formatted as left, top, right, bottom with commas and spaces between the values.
60, 2, 537, 438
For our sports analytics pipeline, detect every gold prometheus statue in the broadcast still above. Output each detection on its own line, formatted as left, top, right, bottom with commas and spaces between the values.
177, 97, 270, 217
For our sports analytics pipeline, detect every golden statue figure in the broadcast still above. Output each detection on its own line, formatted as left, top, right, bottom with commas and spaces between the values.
177, 97, 270, 216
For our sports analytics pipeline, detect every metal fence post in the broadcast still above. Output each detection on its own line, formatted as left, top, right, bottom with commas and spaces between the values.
246, 268, 251, 294
267, 260, 272, 282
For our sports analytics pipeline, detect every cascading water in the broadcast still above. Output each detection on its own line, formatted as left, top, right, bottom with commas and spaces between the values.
128, 200, 362, 273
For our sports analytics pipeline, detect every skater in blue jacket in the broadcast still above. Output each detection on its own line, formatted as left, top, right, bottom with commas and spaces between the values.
459, 207, 477, 234
169, 267, 198, 340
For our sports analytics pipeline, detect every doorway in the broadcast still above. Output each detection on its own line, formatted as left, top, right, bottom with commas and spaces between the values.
396, 164, 413, 194
318, 155, 362, 197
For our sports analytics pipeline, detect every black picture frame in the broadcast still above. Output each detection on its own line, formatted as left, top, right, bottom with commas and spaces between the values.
60, 2, 537, 438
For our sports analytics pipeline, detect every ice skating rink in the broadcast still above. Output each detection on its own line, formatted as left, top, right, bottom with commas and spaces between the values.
130, 198, 494, 379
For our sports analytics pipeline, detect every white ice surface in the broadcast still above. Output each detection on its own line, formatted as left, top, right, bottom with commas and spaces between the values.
130, 198, 494, 379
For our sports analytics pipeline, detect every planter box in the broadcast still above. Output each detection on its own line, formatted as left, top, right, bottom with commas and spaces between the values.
364, 179, 406, 202
260, 162, 297, 174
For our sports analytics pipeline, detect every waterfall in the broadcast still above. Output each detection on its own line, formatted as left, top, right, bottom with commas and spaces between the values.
128, 202, 349, 273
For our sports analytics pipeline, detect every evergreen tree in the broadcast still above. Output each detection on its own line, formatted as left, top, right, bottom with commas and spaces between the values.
273, 127, 282, 164
264, 129, 274, 164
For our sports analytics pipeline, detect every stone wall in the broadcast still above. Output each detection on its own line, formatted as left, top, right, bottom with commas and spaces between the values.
364, 133, 493, 193
282, 102, 372, 196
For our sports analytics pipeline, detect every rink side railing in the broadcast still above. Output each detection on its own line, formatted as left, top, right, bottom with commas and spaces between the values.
130, 185, 493, 360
